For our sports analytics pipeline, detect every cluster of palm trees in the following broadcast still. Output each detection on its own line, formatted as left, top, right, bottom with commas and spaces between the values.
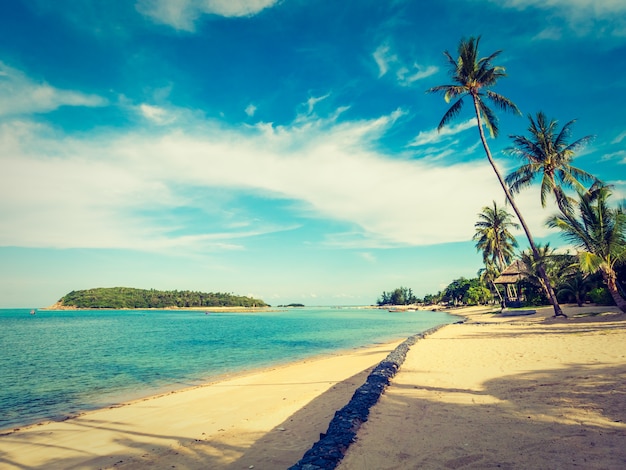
428, 36, 626, 315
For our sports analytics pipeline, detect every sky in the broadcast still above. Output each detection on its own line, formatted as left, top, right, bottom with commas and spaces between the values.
1, 0, 625, 308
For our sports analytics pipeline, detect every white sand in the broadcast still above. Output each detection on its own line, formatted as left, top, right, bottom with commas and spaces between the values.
338, 305, 626, 469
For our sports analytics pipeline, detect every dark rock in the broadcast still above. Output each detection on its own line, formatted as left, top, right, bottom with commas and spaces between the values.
288, 325, 445, 469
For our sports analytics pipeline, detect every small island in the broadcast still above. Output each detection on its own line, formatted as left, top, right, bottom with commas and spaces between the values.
48, 287, 269, 309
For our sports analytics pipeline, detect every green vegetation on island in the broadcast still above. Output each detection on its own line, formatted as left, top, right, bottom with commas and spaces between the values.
54, 287, 268, 309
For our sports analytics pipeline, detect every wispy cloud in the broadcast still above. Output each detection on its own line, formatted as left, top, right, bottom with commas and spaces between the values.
373, 43, 438, 86
612, 130, 626, 144
136, 0, 280, 31
0, 62, 106, 117
0, 107, 515, 253
373, 44, 395, 78
491, 0, 626, 36
396, 64, 438, 86
408, 119, 477, 147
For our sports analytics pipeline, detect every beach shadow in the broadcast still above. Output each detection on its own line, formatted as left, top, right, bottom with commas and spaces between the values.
220, 367, 375, 469
359, 362, 626, 469
0, 416, 237, 470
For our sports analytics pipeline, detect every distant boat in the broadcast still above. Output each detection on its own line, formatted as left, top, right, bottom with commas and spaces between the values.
30, 309, 36, 315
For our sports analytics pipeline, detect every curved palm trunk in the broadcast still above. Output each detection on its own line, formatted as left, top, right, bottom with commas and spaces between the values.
471, 97, 566, 317
602, 268, 626, 313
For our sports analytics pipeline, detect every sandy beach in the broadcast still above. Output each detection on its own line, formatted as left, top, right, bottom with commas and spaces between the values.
2, 304, 625, 469
338, 305, 626, 470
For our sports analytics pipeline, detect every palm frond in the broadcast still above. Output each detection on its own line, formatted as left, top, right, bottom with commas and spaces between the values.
477, 99, 498, 137
437, 97, 464, 131
505, 164, 536, 194
539, 174, 556, 207
486, 90, 521, 115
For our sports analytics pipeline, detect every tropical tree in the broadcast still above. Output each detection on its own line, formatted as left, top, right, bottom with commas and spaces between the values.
474, 201, 519, 303
478, 262, 504, 306
427, 36, 565, 317
505, 112, 599, 217
473, 201, 519, 271
558, 272, 593, 307
547, 185, 626, 312
519, 244, 576, 305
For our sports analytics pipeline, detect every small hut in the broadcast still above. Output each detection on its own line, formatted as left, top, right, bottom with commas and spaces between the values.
494, 260, 529, 307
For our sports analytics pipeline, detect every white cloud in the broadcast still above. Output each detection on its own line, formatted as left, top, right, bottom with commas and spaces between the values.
138, 104, 175, 125
492, 0, 626, 35
396, 64, 438, 86
373, 44, 396, 77
601, 150, 626, 162
0, 108, 560, 254
136, 0, 280, 31
533, 27, 562, 41
409, 118, 477, 147
496, 0, 626, 15
245, 103, 257, 117
373, 44, 437, 86
612, 130, 626, 144
0, 62, 106, 117
301, 93, 331, 115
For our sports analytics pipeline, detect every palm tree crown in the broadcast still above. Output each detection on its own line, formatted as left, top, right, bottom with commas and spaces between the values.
505, 112, 599, 215
427, 35, 520, 137
547, 185, 626, 312
473, 201, 519, 272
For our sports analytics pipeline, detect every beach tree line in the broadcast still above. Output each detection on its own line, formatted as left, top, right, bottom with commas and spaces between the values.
425, 36, 626, 314
57, 287, 269, 309
377, 287, 418, 306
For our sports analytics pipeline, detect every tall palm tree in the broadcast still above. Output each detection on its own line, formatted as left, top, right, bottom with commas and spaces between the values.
473, 201, 519, 271
505, 112, 599, 217
474, 201, 520, 303
427, 36, 566, 317
547, 185, 626, 312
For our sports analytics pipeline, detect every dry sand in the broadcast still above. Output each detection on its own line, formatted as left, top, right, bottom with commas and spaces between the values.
338, 305, 626, 470
2, 305, 625, 470
0, 340, 403, 469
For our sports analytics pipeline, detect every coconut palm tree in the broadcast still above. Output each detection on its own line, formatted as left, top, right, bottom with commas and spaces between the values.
505, 112, 599, 217
547, 185, 626, 312
427, 36, 566, 317
558, 272, 593, 307
473, 201, 519, 271
474, 201, 519, 303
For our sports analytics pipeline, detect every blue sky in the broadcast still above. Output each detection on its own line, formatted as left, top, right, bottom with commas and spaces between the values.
1, 0, 625, 307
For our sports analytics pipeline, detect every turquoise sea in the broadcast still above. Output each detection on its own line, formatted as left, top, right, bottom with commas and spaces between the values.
0, 307, 456, 431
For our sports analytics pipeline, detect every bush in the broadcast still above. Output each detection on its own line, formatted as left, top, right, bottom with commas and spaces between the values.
588, 287, 615, 306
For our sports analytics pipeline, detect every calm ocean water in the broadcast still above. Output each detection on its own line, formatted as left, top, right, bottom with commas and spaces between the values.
0, 307, 455, 431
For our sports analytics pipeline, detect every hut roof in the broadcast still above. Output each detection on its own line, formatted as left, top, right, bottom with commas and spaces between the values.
494, 260, 528, 284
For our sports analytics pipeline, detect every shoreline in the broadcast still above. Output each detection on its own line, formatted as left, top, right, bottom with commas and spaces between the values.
0, 337, 409, 435
3, 304, 624, 469
0, 336, 412, 469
